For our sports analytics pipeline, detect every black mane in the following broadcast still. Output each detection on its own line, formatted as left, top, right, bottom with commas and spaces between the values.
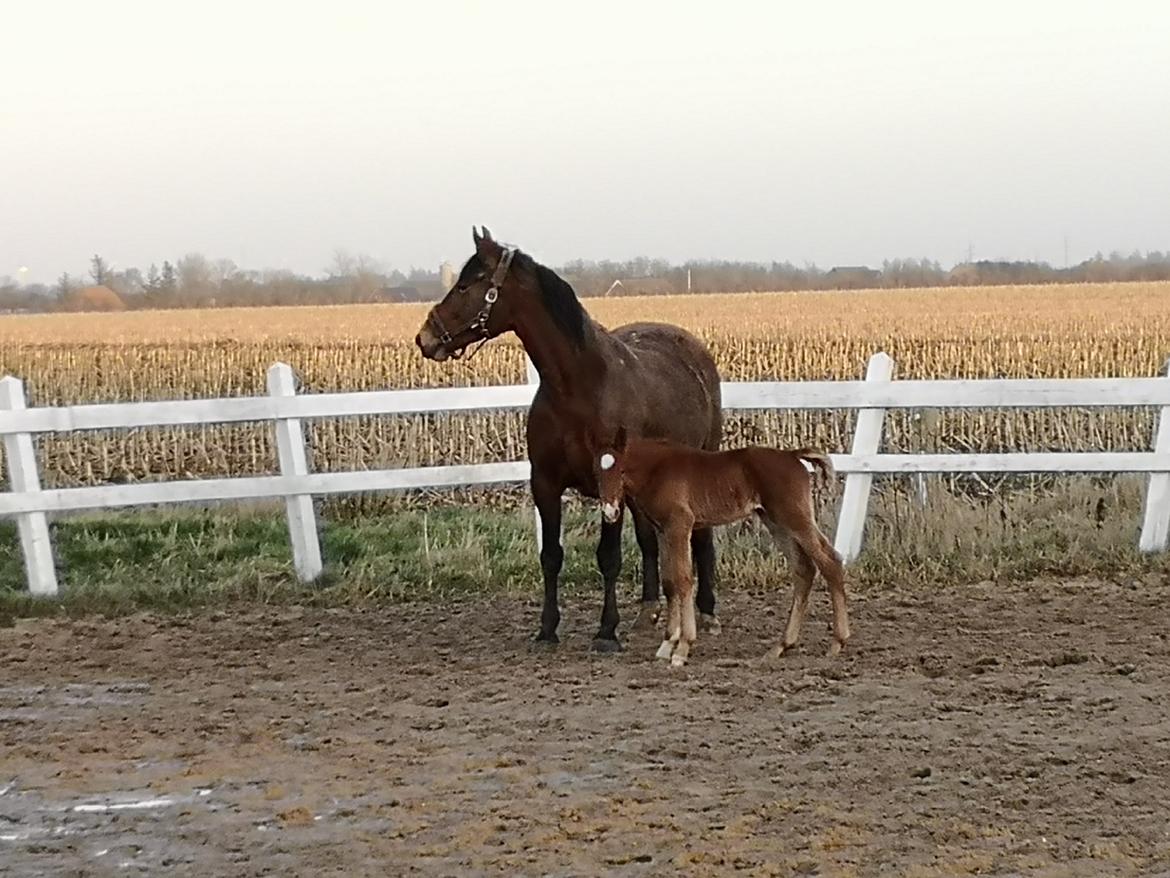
526, 254, 586, 345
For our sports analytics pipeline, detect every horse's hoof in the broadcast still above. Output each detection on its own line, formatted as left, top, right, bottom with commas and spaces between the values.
533, 631, 560, 648
766, 644, 789, 660
827, 640, 845, 657
699, 613, 722, 636
670, 654, 688, 668
655, 640, 674, 661
591, 637, 624, 654
632, 602, 661, 631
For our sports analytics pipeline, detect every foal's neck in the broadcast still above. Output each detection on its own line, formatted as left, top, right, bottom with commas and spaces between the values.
621, 439, 673, 492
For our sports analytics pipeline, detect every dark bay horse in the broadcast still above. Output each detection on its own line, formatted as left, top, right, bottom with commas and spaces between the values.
415, 227, 723, 650
593, 427, 849, 666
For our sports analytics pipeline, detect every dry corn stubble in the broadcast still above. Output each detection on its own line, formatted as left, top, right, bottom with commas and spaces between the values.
1, 282, 1168, 497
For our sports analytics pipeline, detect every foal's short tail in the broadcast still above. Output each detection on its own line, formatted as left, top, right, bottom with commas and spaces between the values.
792, 448, 835, 487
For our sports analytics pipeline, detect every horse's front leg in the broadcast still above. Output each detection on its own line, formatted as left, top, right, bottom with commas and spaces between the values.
629, 503, 661, 631
533, 475, 565, 645
593, 510, 624, 652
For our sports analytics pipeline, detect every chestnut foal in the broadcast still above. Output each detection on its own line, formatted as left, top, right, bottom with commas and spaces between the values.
595, 427, 849, 667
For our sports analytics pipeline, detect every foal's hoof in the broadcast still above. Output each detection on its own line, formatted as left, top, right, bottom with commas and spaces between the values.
591, 637, 624, 654
532, 631, 560, 649
827, 640, 846, 657
670, 653, 688, 668
632, 602, 661, 631
699, 613, 722, 636
766, 643, 791, 660
655, 640, 674, 661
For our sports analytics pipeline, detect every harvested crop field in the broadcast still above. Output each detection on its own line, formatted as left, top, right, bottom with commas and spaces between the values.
3, 576, 1169, 876
2, 282, 1169, 493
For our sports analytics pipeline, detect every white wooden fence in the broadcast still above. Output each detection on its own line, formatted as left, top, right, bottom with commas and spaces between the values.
3, 352, 1169, 598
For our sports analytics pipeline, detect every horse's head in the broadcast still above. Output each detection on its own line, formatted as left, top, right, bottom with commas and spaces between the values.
594, 426, 629, 523
416, 226, 523, 361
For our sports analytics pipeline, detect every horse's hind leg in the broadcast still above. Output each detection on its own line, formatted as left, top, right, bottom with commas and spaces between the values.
630, 504, 661, 631
765, 523, 816, 659
692, 527, 720, 635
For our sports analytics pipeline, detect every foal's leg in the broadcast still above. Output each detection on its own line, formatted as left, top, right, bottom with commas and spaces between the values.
593, 509, 625, 652
656, 575, 680, 660
766, 526, 816, 658
661, 522, 697, 667
692, 527, 721, 635
804, 531, 849, 655
782, 522, 849, 656
630, 504, 662, 631
533, 476, 565, 645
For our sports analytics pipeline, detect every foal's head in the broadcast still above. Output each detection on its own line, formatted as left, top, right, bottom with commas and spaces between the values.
416, 226, 526, 361
595, 427, 629, 523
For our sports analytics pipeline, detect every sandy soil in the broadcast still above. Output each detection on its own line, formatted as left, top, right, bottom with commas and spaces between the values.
2, 577, 1170, 877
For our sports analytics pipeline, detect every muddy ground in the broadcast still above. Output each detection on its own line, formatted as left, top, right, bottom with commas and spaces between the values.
2, 577, 1170, 877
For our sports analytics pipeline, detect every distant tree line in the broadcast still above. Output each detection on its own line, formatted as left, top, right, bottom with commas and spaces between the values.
2, 248, 1169, 313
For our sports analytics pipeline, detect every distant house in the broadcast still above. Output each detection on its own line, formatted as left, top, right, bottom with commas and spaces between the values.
66, 285, 127, 312
825, 266, 881, 289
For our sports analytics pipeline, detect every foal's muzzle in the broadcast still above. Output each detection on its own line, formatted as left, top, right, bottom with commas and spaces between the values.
602, 502, 621, 523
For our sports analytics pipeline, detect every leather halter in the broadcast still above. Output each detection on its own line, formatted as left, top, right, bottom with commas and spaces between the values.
428, 247, 515, 360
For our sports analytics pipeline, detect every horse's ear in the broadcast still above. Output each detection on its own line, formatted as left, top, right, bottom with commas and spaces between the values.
614, 426, 628, 453
472, 226, 482, 246
474, 225, 502, 264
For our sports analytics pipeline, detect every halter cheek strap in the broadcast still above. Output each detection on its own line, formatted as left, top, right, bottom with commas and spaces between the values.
432, 246, 516, 359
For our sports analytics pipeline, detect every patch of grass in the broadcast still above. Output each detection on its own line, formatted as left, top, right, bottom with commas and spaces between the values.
2, 476, 1167, 619
0, 501, 640, 618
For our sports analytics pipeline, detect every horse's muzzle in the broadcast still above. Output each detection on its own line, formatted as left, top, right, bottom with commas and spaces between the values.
415, 325, 449, 361
602, 502, 621, 523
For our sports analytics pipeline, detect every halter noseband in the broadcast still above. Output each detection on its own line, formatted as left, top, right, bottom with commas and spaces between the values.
429, 246, 516, 360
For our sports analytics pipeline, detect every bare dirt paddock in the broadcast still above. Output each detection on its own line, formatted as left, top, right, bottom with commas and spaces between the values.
3, 577, 1170, 877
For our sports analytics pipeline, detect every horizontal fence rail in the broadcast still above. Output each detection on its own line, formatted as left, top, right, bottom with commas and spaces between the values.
5, 377, 1170, 436
2, 351, 1169, 597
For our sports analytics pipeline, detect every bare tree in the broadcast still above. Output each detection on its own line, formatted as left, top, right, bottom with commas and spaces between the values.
89, 255, 109, 286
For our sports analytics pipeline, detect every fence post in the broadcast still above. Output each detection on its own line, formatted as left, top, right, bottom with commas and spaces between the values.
267, 363, 323, 581
0, 376, 58, 596
1139, 356, 1170, 553
834, 352, 895, 564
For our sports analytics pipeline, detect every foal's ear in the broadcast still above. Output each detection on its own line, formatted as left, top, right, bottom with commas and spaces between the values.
613, 426, 628, 452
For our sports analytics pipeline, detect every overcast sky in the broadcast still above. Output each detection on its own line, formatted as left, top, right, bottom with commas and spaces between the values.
3, 0, 1168, 284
